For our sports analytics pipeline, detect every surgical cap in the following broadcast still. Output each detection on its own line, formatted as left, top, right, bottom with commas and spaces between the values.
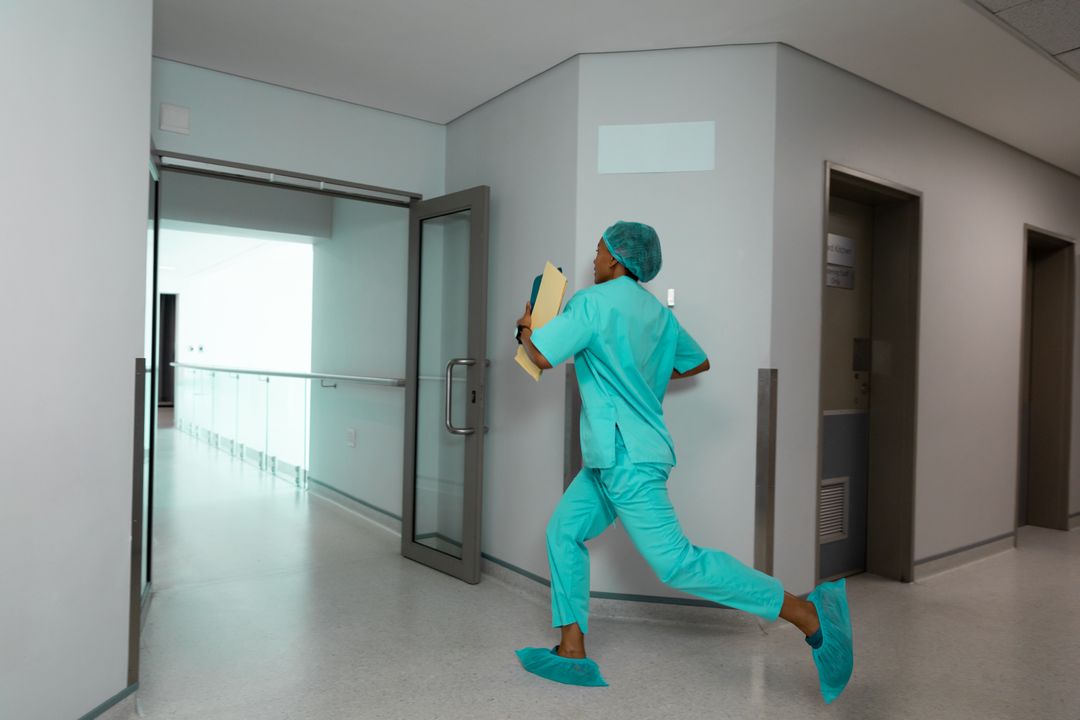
602, 221, 662, 283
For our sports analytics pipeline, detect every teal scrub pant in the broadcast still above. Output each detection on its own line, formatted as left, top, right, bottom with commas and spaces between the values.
546, 432, 785, 634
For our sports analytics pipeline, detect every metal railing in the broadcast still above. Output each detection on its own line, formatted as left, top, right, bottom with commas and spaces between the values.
172, 362, 405, 487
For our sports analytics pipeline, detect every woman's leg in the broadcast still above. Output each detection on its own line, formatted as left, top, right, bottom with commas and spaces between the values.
599, 453, 790, 624
545, 467, 617, 651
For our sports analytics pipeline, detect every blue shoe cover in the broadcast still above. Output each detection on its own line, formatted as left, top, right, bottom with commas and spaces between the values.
807, 578, 853, 703
515, 646, 608, 687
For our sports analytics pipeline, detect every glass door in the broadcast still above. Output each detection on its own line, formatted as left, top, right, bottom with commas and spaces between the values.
144, 157, 159, 591
402, 187, 489, 584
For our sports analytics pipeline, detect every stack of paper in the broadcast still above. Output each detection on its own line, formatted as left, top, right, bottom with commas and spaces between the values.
516, 262, 568, 381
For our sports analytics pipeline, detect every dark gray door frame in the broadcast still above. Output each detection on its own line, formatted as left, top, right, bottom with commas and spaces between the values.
401, 186, 490, 584
1018, 224, 1075, 531
818, 162, 922, 584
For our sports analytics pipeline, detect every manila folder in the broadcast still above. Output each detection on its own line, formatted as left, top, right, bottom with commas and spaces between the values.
515, 262, 568, 381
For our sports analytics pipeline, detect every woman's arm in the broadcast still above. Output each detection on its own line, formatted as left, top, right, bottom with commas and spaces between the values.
518, 327, 553, 370
516, 304, 554, 370
671, 358, 709, 380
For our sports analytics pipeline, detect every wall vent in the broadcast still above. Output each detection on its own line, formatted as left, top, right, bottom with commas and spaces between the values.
819, 477, 849, 543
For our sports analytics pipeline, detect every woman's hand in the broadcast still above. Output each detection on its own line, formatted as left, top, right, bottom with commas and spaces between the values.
516, 302, 533, 331
515, 301, 552, 370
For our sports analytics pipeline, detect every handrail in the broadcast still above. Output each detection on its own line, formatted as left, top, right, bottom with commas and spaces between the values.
171, 362, 405, 387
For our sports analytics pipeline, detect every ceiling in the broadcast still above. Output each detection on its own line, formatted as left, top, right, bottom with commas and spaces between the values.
975, 0, 1080, 74
153, 0, 1080, 177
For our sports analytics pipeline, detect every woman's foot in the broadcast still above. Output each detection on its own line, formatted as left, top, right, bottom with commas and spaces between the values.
558, 623, 587, 658
780, 591, 820, 637
806, 579, 854, 703
555, 645, 587, 659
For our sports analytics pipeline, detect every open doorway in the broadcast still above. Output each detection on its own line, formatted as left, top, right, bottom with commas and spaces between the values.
158, 293, 177, 431
817, 164, 921, 583
1018, 226, 1074, 531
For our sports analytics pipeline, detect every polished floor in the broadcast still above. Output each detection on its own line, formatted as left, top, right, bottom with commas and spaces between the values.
104, 424, 1080, 719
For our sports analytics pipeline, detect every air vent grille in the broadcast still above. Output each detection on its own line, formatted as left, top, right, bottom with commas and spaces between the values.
819, 477, 849, 543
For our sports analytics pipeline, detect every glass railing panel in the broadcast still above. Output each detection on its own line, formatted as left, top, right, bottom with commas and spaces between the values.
237, 372, 269, 468
193, 369, 214, 441
169, 363, 404, 496
266, 376, 308, 485
174, 366, 195, 434
212, 371, 239, 455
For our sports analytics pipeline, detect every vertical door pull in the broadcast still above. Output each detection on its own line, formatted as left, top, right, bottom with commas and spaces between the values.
445, 358, 476, 435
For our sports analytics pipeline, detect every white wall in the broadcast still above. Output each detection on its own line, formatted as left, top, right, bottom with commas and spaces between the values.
771, 45, 1080, 591
575, 46, 779, 598
447, 42, 1080, 603
446, 46, 781, 600
446, 58, 581, 580
0, 2, 152, 718
161, 171, 333, 239
309, 199, 409, 517
151, 58, 446, 199
165, 230, 314, 471
165, 231, 314, 372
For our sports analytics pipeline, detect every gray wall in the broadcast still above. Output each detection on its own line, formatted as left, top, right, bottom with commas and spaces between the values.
160, 171, 333, 239
446, 46, 780, 599
574, 46, 779, 597
152, 58, 446, 199
447, 42, 1080, 600
446, 58, 581, 580
771, 45, 1080, 589
0, 2, 152, 718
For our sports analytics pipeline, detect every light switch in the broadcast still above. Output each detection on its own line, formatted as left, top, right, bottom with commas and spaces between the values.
667, 288, 675, 307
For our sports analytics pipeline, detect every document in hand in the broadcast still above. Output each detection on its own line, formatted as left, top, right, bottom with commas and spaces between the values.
516, 262, 568, 381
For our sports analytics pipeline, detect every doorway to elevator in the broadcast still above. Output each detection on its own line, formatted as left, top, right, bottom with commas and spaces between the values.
817, 164, 921, 583
1017, 226, 1074, 531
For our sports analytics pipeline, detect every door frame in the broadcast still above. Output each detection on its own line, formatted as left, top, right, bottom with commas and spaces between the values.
146, 149, 422, 583
1017, 223, 1075, 532
401, 186, 490, 584
817, 162, 922, 583
147, 155, 160, 588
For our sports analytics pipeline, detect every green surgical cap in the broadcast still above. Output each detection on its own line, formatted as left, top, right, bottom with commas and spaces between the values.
602, 221, 662, 282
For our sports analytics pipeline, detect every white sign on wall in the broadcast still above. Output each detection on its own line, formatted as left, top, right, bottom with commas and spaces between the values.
827, 233, 856, 267
826, 265, 855, 289
598, 121, 716, 174
826, 233, 856, 289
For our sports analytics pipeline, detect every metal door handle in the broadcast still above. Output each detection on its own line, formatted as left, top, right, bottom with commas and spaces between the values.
445, 358, 476, 435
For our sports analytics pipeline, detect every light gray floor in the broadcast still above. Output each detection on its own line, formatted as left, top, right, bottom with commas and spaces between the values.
104, 426, 1080, 719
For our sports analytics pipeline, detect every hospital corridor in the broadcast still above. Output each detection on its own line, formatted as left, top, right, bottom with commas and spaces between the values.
4, 1, 1080, 718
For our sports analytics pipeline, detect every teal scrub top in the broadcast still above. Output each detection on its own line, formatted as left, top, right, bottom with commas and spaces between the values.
530, 276, 707, 469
